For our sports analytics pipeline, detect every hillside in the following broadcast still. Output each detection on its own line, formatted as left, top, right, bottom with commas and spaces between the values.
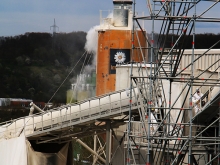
0, 32, 88, 103
0, 32, 219, 104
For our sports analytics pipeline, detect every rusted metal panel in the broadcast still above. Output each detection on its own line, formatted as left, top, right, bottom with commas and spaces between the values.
96, 30, 147, 96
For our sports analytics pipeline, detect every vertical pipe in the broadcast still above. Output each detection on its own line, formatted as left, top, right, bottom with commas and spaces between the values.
218, 58, 220, 165
167, 2, 175, 161
147, 0, 156, 163
127, 0, 136, 164
106, 121, 111, 165
167, 80, 172, 163
110, 128, 112, 163
93, 133, 97, 164
218, 103, 220, 165
188, 1, 196, 164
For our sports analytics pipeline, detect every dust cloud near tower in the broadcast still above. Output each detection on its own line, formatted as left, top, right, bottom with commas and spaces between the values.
96, 0, 147, 96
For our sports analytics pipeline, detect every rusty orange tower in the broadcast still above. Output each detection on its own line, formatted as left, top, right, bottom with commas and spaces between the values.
96, 0, 147, 96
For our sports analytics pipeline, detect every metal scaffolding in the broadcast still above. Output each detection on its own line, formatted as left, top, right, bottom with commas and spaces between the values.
126, 0, 220, 164
1, 1, 220, 165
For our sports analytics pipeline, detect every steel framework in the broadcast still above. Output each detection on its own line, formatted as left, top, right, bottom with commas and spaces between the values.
1, 1, 220, 165
126, 0, 220, 164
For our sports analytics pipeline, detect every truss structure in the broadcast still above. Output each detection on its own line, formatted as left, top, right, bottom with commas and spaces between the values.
126, 0, 220, 164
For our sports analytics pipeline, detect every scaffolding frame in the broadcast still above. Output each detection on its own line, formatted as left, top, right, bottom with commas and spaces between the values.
126, 0, 220, 164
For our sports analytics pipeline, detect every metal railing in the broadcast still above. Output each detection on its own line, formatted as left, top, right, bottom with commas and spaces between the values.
0, 88, 141, 140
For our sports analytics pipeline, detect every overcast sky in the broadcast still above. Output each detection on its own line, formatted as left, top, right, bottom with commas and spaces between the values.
0, 0, 220, 37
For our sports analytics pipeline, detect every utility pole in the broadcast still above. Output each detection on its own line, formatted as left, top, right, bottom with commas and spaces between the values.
50, 18, 59, 36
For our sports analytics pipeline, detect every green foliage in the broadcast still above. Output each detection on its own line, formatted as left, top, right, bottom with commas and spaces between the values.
0, 32, 87, 103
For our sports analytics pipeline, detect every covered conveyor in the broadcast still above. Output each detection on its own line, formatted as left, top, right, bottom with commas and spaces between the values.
0, 88, 140, 143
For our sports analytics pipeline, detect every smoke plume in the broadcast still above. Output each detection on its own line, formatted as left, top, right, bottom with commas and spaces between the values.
84, 25, 99, 66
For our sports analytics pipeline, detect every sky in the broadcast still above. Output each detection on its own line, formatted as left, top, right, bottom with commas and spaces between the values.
0, 0, 220, 37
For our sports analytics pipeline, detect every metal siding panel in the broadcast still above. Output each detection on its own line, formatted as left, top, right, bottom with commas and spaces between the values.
96, 30, 146, 96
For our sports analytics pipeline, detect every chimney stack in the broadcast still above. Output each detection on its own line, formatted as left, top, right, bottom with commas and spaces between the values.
113, 0, 133, 27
